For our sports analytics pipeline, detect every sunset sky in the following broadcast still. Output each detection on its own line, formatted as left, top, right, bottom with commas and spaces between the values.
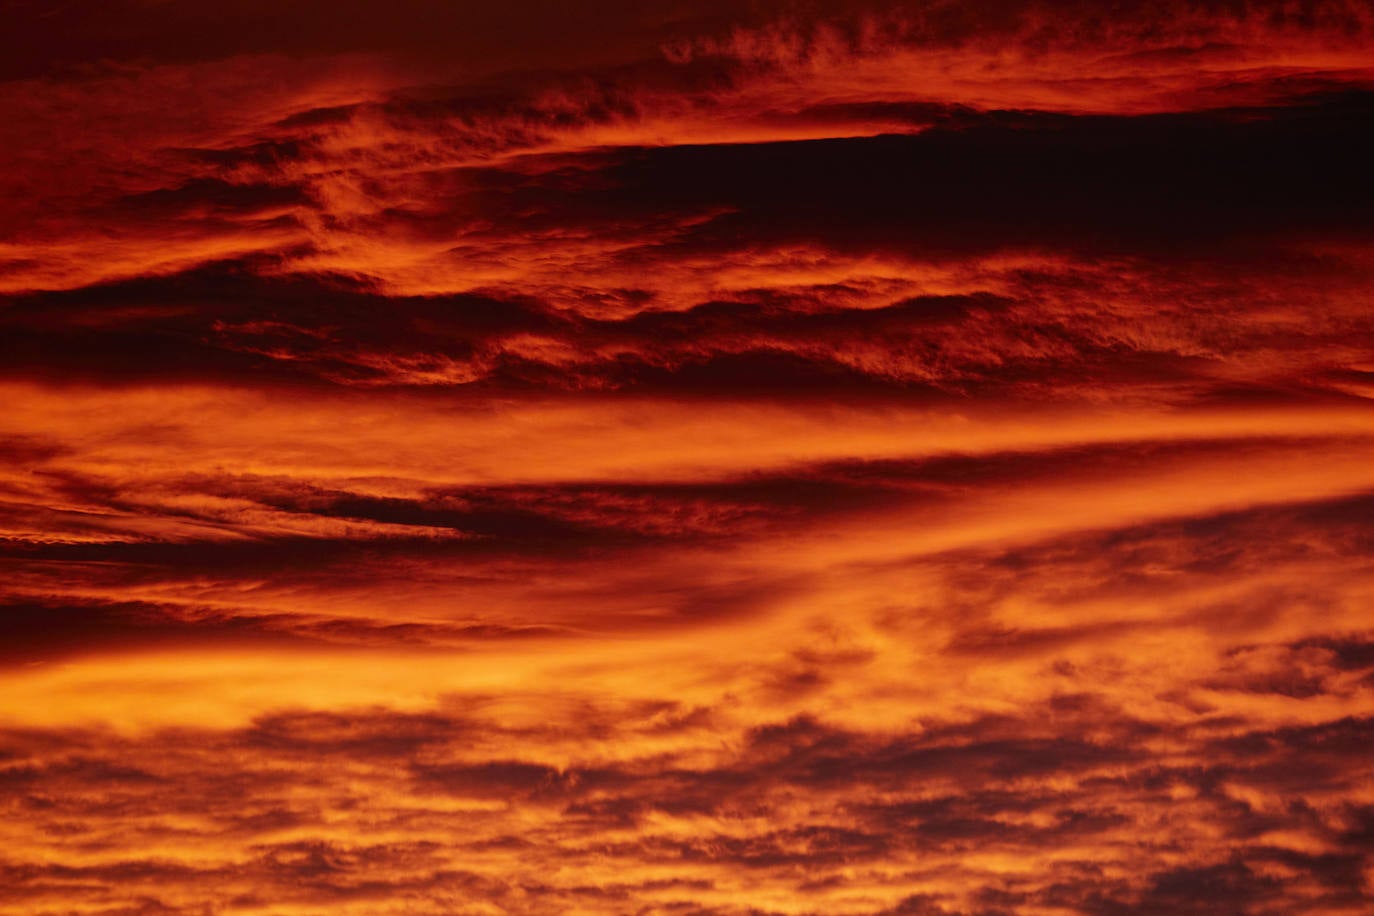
3, 1, 1374, 913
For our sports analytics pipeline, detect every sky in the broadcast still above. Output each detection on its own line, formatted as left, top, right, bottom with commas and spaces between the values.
2, 1, 1374, 913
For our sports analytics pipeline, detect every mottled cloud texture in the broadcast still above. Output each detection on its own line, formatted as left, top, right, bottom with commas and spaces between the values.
3, 1, 1374, 913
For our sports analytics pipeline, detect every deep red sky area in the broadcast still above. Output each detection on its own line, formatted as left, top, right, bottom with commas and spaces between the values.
2, 2, 1374, 914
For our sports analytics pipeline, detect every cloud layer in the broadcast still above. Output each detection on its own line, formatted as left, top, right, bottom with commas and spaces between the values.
2, 1, 1373, 913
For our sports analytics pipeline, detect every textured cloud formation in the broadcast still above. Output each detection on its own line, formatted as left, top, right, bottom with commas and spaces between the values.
2, 1, 1374, 914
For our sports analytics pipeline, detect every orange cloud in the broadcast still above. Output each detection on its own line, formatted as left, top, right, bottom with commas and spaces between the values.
3, 2, 1373, 914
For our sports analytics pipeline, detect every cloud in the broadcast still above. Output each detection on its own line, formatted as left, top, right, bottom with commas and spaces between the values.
4, 2, 1374, 914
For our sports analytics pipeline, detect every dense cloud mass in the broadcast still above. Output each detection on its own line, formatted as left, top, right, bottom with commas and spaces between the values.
2, 1, 1373, 913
